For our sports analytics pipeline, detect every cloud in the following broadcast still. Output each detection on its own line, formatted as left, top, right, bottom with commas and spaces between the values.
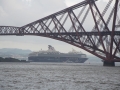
0, 0, 67, 26
65, 0, 83, 7
0, 6, 7, 17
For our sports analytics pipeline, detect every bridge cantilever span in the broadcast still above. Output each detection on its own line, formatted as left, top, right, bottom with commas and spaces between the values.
0, 27, 120, 36
0, 26, 20, 34
0, 0, 120, 66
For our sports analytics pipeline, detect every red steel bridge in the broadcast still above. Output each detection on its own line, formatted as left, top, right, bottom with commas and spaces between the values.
0, 0, 120, 66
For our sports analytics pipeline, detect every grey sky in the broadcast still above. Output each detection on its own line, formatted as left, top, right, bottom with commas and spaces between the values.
0, 0, 110, 55
0, 0, 67, 26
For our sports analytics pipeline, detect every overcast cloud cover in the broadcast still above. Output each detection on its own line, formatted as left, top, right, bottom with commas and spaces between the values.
0, 0, 109, 55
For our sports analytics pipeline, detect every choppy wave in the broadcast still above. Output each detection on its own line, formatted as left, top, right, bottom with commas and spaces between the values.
0, 62, 120, 90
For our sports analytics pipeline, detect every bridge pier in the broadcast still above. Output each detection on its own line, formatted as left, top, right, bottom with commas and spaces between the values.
103, 61, 115, 66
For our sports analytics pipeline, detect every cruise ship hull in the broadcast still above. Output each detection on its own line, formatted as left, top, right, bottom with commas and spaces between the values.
28, 56, 88, 63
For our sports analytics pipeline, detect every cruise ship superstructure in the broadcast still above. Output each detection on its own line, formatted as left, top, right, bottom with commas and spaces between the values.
28, 45, 88, 63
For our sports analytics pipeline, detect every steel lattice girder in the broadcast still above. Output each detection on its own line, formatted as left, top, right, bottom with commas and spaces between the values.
0, 0, 120, 62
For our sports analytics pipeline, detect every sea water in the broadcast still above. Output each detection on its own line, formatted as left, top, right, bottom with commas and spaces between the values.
0, 58, 120, 90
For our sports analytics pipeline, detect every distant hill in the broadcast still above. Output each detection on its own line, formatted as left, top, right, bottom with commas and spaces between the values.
0, 48, 32, 54
0, 48, 32, 58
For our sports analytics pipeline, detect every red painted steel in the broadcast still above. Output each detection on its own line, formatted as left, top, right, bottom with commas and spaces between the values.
0, 0, 120, 62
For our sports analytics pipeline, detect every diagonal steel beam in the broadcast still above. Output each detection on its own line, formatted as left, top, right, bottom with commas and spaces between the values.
110, 0, 119, 59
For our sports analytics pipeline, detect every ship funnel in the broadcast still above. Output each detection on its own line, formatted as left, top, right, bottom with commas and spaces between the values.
48, 45, 55, 51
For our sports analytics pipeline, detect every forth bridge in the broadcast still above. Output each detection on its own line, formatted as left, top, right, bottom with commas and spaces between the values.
0, 0, 120, 66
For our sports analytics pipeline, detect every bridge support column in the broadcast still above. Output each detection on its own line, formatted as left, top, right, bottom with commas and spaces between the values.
103, 61, 115, 66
